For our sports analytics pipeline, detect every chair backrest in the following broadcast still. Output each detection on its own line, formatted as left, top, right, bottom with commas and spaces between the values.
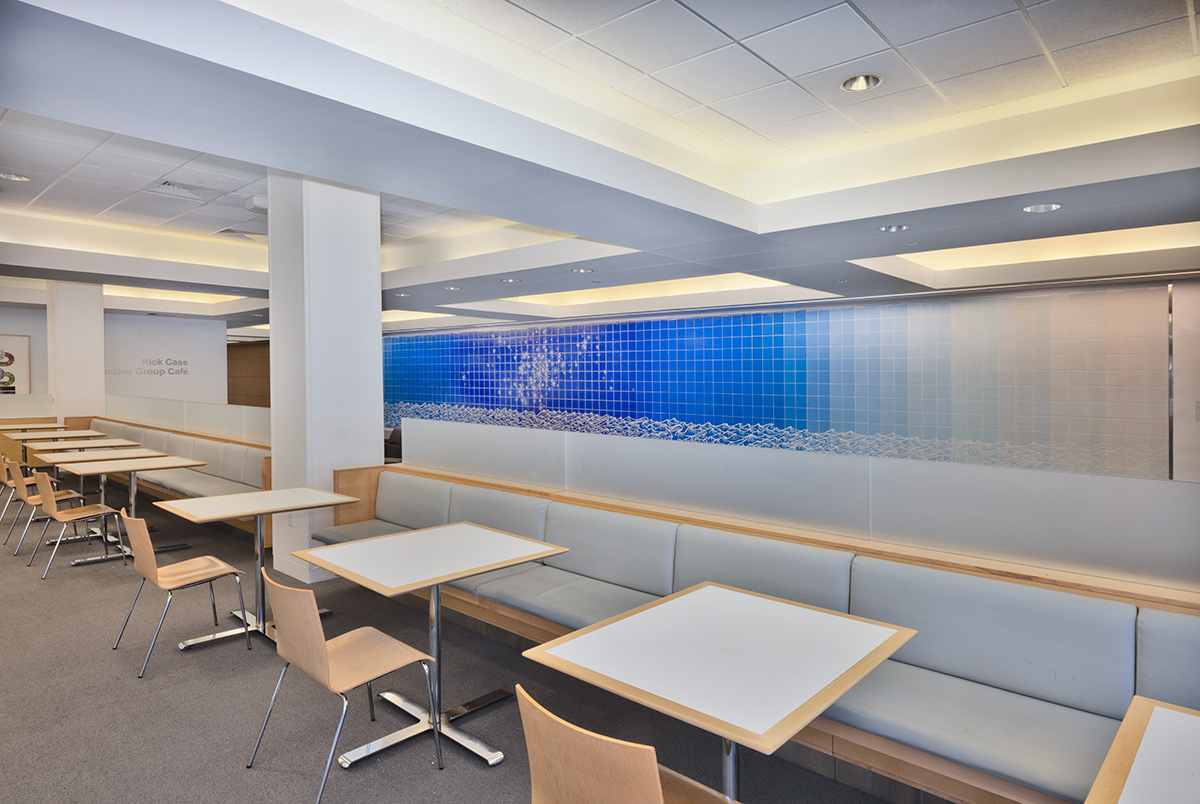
4, 455, 32, 499
261, 569, 331, 689
516, 685, 666, 804
1, 454, 17, 491
33, 472, 60, 516
120, 509, 159, 586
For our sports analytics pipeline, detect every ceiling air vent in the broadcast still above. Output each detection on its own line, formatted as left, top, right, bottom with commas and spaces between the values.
147, 179, 226, 203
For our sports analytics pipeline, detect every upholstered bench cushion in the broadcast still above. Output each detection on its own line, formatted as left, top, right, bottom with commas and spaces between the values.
824, 660, 1121, 804
138, 468, 256, 498
311, 518, 410, 545
673, 524, 853, 611
375, 472, 452, 531
448, 484, 549, 541
543, 502, 677, 597
474, 565, 659, 630
1136, 607, 1200, 709
850, 557, 1136, 719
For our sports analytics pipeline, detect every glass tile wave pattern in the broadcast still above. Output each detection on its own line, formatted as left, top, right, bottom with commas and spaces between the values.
384, 286, 1169, 478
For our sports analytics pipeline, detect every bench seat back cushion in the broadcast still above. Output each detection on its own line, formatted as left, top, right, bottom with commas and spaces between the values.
543, 502, 677, 598
375, 472, 453, 530
1136, 607, 1200, 710
447, 484, 548, 541
140, 429, 169, 453
243, 448, 269, 489
849, 557, 1136, 719
193, 439, 225, 478
673, 524, 852, 611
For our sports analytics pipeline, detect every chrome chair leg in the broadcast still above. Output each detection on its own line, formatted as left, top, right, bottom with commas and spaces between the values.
139, 591, 174, 678
421, 660, 444, 770
0, 487, 14, 526
248, 663, 289, 769
38, 521, 67, 578
4, 501, 24, 545
114, 577, 146, 649
12, 506, 37, 555
28, 518, 53, 568
209, 581, 219, 626
316, 694, 350, 804
367, 680, 376, 721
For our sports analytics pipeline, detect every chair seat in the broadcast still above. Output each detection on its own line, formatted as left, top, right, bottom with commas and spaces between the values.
28, 489, 84, 506
52, 502, 113, 522
156, 555, 243, 591
325, 626, 433, 694
659, 766, 736, 803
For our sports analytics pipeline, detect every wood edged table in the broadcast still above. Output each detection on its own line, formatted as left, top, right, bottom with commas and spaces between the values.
1084, 695, 1200, 803
6, 429, 105, 461
0, 422, 66, 431
37, 448, 165, 464
523, 582, 916, 800
26, 438, 140, 452
55, 455, 206, 566
295, 522, 568, 768
156, 487, 357, 647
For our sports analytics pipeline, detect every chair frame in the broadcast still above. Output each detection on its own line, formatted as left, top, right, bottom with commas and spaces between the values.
31, 470, 122, 579
113, 508, 252, 677
247, 569, 444, 804
5, 458, 83, 558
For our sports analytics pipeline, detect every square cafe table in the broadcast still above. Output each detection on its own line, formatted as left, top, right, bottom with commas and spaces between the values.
26, 438, 141, 452
295, 522, 568, 768
523, 582, 916, 800
1084, 695, 1200, 803
156, 487, 358, 647
0, 422, 67, 432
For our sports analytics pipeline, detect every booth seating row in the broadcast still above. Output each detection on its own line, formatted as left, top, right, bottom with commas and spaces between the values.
314, 466, 1200, 804
88, 418, 271, 541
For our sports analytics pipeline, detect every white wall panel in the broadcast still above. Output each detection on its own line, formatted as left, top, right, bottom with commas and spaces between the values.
565, 433, 872, 537
402, 418, 566, 487
104, 313, 226, 403
869, 457, 1200, 591
1172, 280, 1200, 482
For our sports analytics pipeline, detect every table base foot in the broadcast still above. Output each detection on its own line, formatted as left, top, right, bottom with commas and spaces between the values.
337, 689, 508, 768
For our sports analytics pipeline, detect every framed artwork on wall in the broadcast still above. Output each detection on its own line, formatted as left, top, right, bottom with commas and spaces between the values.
0, 334, 31, 394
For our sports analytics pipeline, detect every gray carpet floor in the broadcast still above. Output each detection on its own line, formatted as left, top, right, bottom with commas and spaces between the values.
0, 490, 888, 804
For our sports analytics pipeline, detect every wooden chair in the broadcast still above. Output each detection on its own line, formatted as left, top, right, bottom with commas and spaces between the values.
113, 509, 251, 678
516, 685, 738, 804
30, 471, 121, 579
5, 458, 83, 556
0, 453, 26, 528
247, 569, 443, 804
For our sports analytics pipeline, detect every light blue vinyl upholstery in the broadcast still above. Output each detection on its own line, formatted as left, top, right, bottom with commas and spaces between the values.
311, 472, 452, 546
1135, 606, 1200, 710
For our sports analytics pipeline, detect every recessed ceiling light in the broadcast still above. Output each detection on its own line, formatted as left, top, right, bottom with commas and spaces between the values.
840, 74, 882, 92
572, 268, 594, 273
0, 173, 30, 182
1022, 203, 1062, 214
879, 224, 910, 233
501, 278, 521, 284
395, 292, 410, 297
251, 313, 264, 318
443, 286, 461, 291
836, 279, 849, 284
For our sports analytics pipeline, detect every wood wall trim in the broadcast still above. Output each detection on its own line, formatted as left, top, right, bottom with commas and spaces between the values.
329, 463, 1200, 615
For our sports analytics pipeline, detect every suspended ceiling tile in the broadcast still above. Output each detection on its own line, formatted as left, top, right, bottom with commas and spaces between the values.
673, 106, 746, 138
0, 109, 109, 148
652, 44, 782, 104
67, 163, 159, 190
0, 182, 44, 206
581, 0, 730, 73
1026, 0, 1188, 51
0, 129, 94, 165
709, 80, 826, 129
757, 109, 863, 149
541, 37, 642, 85
508, 0, 652, 36
449, 0, 572, 50
722, 129, 787, 157
49, 176, 132, 201
1052, 19, 1196, 85
936, 56, 1062, 112
835, 85, 955, 132
742, 5, 887, 78
180, 154, 268, 183
162, 165, 259, 193
614, 75, 699, 114
852, 0, 1019, 46
680, 0, 840, 41
899, 11, 1043, 83
794, 49, 926, 108
93, 134, 199, 165
109, 191, 205, 215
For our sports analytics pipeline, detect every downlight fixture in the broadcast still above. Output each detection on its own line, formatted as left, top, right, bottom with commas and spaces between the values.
1022, 203, 1062, 214
879, 224, 910, 233
840, 73, 882, 92
0, 173, 31, 181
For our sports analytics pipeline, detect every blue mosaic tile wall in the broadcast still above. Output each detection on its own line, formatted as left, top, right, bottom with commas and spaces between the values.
384, 285, 1169, 478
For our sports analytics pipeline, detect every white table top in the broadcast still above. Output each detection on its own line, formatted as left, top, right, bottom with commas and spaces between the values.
155, 487, 358, 523
56, 455, 205, 476
26, 438, 140, 451
1085, 696, 1200, 803
39, 448, 165, 464
0, 422, 66, 431
6, 429, 105, 441
295, 522, 568, 597
524, 582, 915, 754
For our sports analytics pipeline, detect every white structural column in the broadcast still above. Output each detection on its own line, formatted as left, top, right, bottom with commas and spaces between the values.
268, 172, 384, 581
46, 280, 106, 419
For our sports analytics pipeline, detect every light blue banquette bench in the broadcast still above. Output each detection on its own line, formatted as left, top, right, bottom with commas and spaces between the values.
314, 466, 1200, 804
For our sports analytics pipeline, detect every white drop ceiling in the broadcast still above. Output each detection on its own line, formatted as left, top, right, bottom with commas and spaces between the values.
0, 0, 1197, 340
